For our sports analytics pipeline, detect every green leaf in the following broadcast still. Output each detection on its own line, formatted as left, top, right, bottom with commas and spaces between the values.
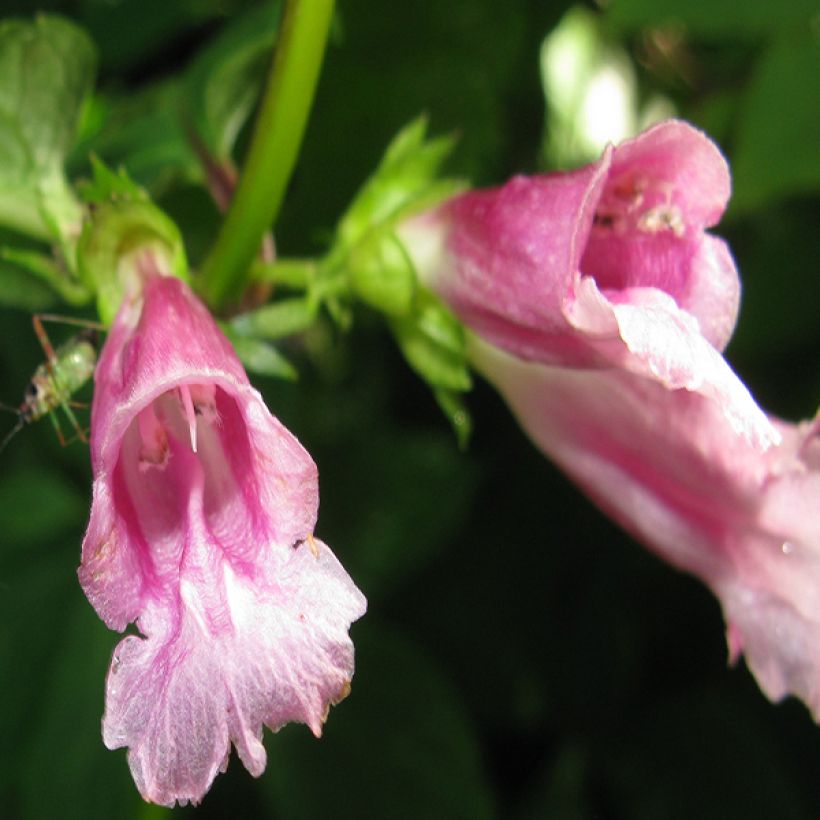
434, 387, 472, 450
184, 1, 283, 159
319, 426, 480, 597
337, 116, 461, 251
76, 80, 201, 196
731, 32, 820, 213
0, 257, 59, 311
390, 290, 472, 440
259, 623, 496, 820
230, 296, 318, 340
348, 230, 416, 316
228, 335, 298, 381
77, 197, 188, 324
78, 154, 147, 205
15, 586, 144, 819
0, 247, 90, 305
0, 15, 95, 240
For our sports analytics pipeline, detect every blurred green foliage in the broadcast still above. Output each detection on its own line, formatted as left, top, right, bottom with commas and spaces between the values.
0, 1, 818, 819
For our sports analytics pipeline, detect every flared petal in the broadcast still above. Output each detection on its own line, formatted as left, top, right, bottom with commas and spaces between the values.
104, 538, 364, 807
79, 271, 366, 805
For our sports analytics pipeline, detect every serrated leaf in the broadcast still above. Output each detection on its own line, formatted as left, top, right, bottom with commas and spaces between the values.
78, 155, 147, 205
337, 117, 459, 251
0, 15, 95, 240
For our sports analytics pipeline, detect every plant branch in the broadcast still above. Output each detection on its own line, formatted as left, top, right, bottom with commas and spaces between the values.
199, 0, 335, 309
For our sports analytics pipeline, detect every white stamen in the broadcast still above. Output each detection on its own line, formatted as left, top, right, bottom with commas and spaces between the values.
179, 384, 198, 453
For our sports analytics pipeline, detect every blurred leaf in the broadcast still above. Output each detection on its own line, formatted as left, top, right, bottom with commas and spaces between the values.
230, 296, 317, 340
337, 116, 460, 251
434, 386, 472, 449
392, 292, 471, 392
604, 0, 816, 37
77, 0, 236, 73
79, 154, 147, 204
0, 259, 59, 310
184, 1, 281, 159
347, 230, 416, 316
731, 32, 820, 213
229, 334, 298, 381
260, 622, 496, 820
0, 246, 90, 305
0, 15, 94, 240
517, 742, 590, 820
602, 687, 811, 820
77, 81, 201, 196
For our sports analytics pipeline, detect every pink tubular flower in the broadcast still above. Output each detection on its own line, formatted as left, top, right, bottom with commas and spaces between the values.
400, 120, 820, 717
79, 269, 366, 806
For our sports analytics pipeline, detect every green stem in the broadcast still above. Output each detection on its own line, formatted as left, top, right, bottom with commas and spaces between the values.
199, 0, 335, 309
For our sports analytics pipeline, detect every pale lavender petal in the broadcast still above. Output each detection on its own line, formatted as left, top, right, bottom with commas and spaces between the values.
79, 269, 366, 805
104, 538, 364, 807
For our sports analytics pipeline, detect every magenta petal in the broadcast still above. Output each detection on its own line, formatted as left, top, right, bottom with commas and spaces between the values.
79, 272, 366, 806
404, 118, 740, 362
401, 118, 820, 719
402, 154, 612, 366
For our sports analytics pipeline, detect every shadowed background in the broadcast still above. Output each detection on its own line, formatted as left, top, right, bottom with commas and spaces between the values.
1, 1, 818, 818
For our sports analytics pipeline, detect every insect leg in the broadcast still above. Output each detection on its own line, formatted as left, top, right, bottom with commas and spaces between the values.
48, 407, 68, 447
34, 313, 106, 332
32, 315, 58, 365
59, 401, 89, 445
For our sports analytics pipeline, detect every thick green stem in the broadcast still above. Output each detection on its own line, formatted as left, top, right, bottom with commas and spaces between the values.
199, 0, 335, 309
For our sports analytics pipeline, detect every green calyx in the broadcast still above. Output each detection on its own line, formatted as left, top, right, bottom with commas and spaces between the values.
77, 180, 188, 324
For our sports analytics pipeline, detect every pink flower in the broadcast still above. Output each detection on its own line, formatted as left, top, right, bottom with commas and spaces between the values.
401, 120, 820, 717
79, 268, 366, 806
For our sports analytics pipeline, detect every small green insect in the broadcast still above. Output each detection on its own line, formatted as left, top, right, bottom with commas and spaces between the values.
1, 314, 103, 453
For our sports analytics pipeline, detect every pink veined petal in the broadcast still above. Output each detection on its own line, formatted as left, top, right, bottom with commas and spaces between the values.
104, 538, 364, 807
401, 152, 613, 367
607, 286, 777, 449
79, 270, 366, 806
398, 118, 819, 721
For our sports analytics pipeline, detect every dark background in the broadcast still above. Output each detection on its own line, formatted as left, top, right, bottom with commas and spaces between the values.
0, 1, 818, 818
